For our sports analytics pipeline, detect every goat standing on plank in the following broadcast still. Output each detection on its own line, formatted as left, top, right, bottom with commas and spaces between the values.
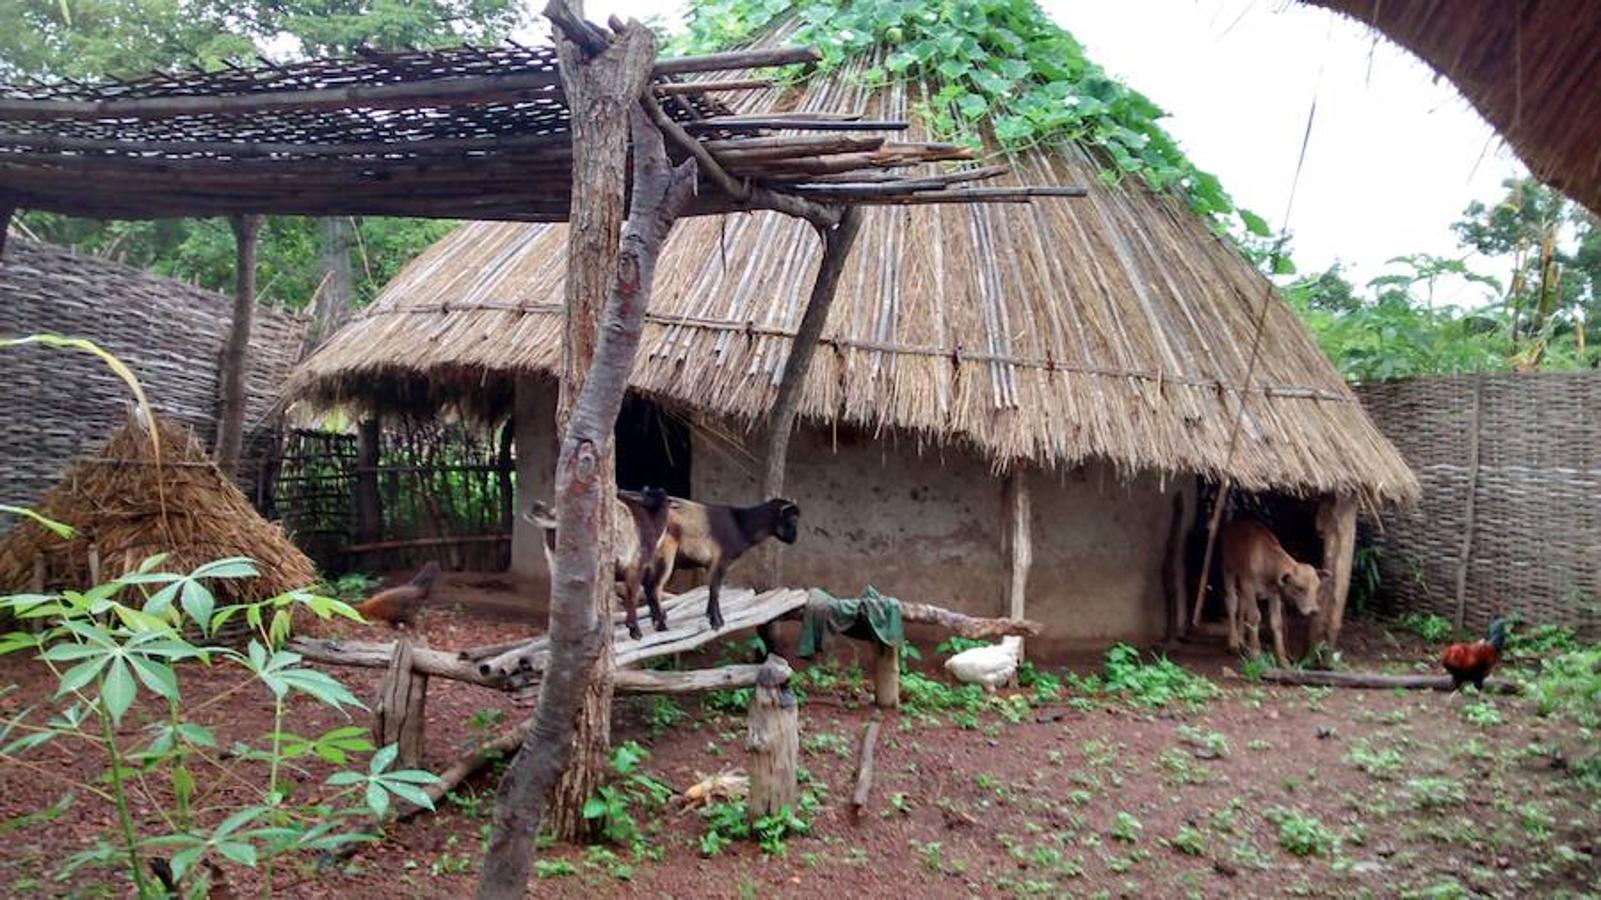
641, 496, 800, 632
523, 486, 670, 639
1217, 519, 1328, 665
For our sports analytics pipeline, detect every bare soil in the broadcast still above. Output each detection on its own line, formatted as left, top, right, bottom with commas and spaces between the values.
2, 576, 1597, 899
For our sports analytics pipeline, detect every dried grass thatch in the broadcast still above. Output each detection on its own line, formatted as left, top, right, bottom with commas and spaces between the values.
0, 414, 318, 601
1311, 0, 1601, 217
288, 29, 1418, 507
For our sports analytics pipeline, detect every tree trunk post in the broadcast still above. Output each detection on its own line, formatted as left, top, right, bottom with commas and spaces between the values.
307, 215, 356, 352
0, 203, 13, 261
476, 10, 697, 895
759, 204, 862, 587
746, 654, 799, 821
1315, 492, 1358, 650
215, 213, 260, 477
373, 637, 429, 770
1003, 467, 1032, 661
355, 417, 383, 548
873, 642, 900, 710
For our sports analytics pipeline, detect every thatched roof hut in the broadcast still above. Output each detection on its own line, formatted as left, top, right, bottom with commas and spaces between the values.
0, 414, 317, 602
1310, 0, 1601, 216
287, 12, 1415, 649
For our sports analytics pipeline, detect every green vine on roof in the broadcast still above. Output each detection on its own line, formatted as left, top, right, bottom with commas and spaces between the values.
672, 0, 1271, 238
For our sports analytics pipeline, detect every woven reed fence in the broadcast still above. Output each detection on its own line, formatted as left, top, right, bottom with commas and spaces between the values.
276, 420, 513, 573
0, 237, 305, 512
1356, 372, 1601, 636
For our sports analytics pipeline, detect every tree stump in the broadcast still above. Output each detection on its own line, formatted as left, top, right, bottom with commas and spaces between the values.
746, 654, 798, 820
873, 643, 900, 710
373, 637, 429, 769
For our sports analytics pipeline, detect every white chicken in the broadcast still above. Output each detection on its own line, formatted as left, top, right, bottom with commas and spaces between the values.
943, 636, 1023, 692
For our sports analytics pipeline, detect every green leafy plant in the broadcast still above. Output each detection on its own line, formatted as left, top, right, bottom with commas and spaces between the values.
1108, 811, 1143, 843
582, 741, 672, 849
698, 797, 812, 857
641, 695, 687, 737
1405, 777, 1466, 811
1096, 644, 1218, 708
1395, 613, 1454, 643
1168, 825, 1206, 856
1266, 808, 1337, 857
0, 556, 431, 894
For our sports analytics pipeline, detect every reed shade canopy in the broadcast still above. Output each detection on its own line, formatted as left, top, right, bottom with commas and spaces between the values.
0, 39, 1079, 222
1308, 0, 1601, 217
288, 24, 1419, 509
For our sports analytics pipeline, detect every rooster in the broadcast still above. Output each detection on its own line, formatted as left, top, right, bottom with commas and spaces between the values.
354, 561, 441, 629
1441, 616, 1511, 691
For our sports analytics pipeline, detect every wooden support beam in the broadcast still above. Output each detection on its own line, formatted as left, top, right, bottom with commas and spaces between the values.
652, 78, 771, 95
214, 214, 259, 477
354, 418, 383, 546
1316, 493, 1358, 649
745, 655, 798, 822
873, 643, 900, 710
372, 638, 429, 769
760, 205, 863, 585
1003, 468, 1033, 658
613, 664, 763, 694
1452, 381, 1484, 630
0, 202, 13, 260
290, 636, 505, 687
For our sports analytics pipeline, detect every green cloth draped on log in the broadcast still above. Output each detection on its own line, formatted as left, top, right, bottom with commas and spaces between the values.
797, 586, 905, 658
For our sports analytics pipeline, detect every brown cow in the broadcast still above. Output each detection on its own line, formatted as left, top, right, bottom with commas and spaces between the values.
1218, 519, 1328, 665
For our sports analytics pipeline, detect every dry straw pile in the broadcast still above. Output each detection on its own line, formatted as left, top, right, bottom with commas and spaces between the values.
0, 414, 318, 601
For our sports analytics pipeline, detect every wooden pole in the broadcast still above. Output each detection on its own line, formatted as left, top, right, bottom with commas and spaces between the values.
746, 655, 799, 821
1452, 380, 1484, 630
0, 203, 13, 260
849, 713, 881, 821
1003, 467, 1033, 659
1251, 667, 1518, 694
1315, 493, 1358, 650
759, 204, 862, 585
354, 417, 383, 547
215, 213, 260, 477
372, 638, 430, 770
873, 643, 900, 710
477, 14, 697, 898
1161, 487, 1193, 642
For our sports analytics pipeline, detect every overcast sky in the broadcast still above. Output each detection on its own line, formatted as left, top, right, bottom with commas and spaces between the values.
531, 0, 1528, 306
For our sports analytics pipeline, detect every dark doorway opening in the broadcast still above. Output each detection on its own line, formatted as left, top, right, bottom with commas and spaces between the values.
614, 394, 692, 499
1188, 485, 1324, 639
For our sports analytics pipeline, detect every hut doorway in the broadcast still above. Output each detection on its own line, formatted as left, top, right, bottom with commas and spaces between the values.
614, 394, 691, 498
1189, 486, 1325, 651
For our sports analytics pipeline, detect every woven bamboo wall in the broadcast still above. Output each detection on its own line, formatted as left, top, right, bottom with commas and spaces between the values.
0, 238, 305, 510
1356, 373, 1601, 635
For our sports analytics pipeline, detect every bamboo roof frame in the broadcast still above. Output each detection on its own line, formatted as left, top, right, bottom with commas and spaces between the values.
0, 35, 1078, 223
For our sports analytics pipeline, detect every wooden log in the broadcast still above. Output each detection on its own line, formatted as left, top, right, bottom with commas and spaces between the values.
746, 655, 799, 821
849, 714, 881, 820
344, 533, 509, 554
613, 665, 763, 694
372, 638, 429, 769
896, 601, 1041, 638
289, 636, 504, 687
683, 116, 907, 132
652, 78, 771, 95
873, 643, 900, 710
1252, 668, 1519, 694
402, 716, 533, 821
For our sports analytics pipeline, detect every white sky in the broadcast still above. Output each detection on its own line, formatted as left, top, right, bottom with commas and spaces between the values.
530, 0, 1529, 307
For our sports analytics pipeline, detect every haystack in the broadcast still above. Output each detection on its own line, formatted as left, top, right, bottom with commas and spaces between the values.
0, 414, 317, 601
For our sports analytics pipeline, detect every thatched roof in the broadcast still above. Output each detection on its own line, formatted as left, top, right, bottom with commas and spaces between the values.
1310, 0, 1601, 216
0, 415, 318, 601
288, 26, 1418, 507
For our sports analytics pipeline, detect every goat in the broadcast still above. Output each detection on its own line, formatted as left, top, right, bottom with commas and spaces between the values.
1218, 519, 1328, 665
641, 496, 800, 632
355, 561, 441, 629
522, 487, 669, 639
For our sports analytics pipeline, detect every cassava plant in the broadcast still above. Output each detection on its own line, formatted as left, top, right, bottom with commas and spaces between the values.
0, 549, 439, 897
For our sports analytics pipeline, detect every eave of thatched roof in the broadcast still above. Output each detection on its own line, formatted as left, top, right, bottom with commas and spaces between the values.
1309, 0, 1601, 217
288, 30, 1418, 508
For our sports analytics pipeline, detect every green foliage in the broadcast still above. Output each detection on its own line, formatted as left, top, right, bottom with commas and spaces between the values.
1343, 739, 1404, 779
533, 859, 576, 878
672, 0, 1260, 234
935, 636, 988, 656
1459, 698, 1503, 728
1108, 811, 1142, 843
1168, 825, 1206, 856
698, 798, 813, 857
641, 695, 688, 737
702, 686, 753, 715
1394, 613, 1455, 643
0, 557, 432, 893
1266, 808, 1336, 857
1405, 777, 1466, 811
581, 741, 672, 850
1094, 643, 1218, 708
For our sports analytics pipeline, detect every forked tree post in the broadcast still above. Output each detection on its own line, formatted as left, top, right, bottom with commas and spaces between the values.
1315, 492, 1358, 649
372, 637, 429, 769
215, 213, 260, 476
475, 14, 698, 899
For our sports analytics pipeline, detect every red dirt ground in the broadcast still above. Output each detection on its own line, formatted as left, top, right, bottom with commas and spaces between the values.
1, 574, 1596, 898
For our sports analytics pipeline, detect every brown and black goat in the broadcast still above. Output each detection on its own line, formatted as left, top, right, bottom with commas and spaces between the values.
522, 487, 670, 639
641, 496, 801, 632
